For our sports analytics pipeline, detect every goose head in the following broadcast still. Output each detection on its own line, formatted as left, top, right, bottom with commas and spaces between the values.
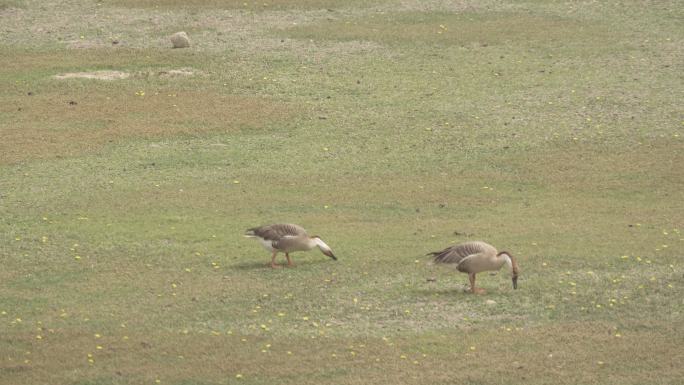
311, 236, 337, 260
498, 251, 519, 289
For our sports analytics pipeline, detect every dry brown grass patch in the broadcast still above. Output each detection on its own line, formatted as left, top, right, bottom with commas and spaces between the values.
109, 0, 370, 10
0, 89, 292, 164
286, 12, 615, 46
511, 139, 684, 192
3, 321, 682, 385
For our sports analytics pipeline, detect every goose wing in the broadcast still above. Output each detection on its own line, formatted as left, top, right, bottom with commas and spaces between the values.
246, 223, 308, 241
429, 241, 496, 265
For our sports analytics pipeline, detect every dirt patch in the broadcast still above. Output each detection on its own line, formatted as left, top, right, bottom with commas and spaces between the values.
65, 39, 110, 50
53, 70, 130, 80
157, 68, 199, 77
53, 68, 201, 81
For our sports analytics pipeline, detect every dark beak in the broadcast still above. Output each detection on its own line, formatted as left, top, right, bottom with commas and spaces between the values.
324, 250, 337, 261
512, 275, 518, 290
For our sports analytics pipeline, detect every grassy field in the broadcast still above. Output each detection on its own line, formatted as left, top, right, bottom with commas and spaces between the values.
1, 0, 682, 384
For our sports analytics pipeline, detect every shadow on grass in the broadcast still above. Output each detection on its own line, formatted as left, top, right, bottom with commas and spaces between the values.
230, 259, 332, 270
413, 287, 469, 296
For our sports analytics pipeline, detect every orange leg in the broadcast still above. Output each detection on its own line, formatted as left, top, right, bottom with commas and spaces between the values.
270, 252, 282, 269
285, 253, 295, 267
469, 273, 486, 294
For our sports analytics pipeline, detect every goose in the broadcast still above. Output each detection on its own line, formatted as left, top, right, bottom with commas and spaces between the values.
428, 241, 519, 294
244, 223, 337, 268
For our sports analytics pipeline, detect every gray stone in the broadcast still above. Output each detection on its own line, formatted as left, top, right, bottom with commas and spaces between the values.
170, 31, 190, 48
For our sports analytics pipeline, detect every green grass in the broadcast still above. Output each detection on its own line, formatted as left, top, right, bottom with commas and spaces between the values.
1, 0, 683, 384
0, 0, 22, 9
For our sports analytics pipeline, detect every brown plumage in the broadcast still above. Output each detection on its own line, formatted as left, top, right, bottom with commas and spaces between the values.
245, 223, 337, 268
429, 241, 519, 294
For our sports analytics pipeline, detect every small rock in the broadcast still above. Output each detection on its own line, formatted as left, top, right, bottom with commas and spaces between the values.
485, 299, 497, 305
426, 277, 437, 282
170, 31, 190, 48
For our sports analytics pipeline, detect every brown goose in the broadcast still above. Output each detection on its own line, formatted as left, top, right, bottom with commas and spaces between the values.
428, 241, 519, 294
244, 223, 337, 268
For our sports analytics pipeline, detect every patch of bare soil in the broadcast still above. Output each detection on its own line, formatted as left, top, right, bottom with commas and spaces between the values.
53, 70, 130, 80
53, 68, 201, 81
157, 68, 199, 77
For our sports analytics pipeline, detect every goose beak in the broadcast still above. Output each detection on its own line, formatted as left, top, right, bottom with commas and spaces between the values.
512, 275, 518, 290
324, 249, 337, 261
